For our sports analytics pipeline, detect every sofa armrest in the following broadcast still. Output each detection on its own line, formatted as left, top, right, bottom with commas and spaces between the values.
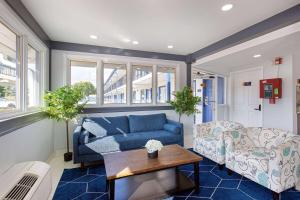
73, 125, 83, 164
167, 119, 184, 146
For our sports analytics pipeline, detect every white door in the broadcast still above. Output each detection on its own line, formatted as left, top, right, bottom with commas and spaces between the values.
230, 68, 263, 127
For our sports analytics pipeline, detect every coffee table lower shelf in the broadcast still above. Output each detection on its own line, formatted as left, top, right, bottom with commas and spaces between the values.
108, 167, 198, 200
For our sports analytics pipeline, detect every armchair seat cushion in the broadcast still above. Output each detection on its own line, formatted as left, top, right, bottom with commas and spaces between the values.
234, 147, 270, 174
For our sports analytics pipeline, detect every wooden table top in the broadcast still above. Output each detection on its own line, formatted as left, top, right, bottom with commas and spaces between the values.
103, 144, 203, 180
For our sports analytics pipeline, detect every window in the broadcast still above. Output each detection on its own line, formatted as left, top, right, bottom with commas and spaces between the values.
217, 76, 225, 104
157, 67, 176, 103
0, 22, 18, 113
27, 45, 40, 107
132, 65, 152, 103
103, 63, 127, 104
70, 60, 97, 104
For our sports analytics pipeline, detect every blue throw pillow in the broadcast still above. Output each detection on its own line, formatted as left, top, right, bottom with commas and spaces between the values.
164, 123, 180, 134
79, 130, 90, 144
128, 113, 167, 133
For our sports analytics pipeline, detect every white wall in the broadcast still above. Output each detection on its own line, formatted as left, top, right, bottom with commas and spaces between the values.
0, 119, 53, 174
0, 0, 54, 174
51, 50, 193, 150
262, 55, 294, 132
229, 55, 297, 132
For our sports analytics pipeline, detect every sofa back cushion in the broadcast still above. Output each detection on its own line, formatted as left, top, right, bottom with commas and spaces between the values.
82, 116, 129, 137
128, 113, 167, 133
243, 127, 293, 148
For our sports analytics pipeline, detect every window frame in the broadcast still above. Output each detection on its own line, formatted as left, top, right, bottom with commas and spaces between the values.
0, 21, 21, 117
25, 43, 41, 110
103, 62, 128, 105
216, 75, 227, 105
0, 18, 46, 120
131, 64, 154, 105
156, 66, 177, 104
69, 59, 98, 105
66, 55, 180, 108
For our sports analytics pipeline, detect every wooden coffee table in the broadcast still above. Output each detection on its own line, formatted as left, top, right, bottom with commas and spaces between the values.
103, 144, 203, 200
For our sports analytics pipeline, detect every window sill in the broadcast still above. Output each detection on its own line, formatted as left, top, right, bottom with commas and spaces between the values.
0, 111, 46, 137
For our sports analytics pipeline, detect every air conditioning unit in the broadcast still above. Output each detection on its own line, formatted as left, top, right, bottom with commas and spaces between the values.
0, 161, 51, 200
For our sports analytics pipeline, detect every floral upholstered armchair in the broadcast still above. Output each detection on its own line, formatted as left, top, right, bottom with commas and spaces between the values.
224, 127, 300, 198
193, 121, 243, 166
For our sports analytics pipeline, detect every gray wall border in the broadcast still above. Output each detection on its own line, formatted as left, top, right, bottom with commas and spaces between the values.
0, 112, 47, 137
50, 41, 187, 62
83, 106, 173, 114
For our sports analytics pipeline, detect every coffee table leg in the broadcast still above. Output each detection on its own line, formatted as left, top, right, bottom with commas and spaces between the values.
108, 179, 115, 200
194, 162, 199, 192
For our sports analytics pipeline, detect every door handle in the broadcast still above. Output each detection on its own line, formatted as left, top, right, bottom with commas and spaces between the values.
254, 104, 261, 111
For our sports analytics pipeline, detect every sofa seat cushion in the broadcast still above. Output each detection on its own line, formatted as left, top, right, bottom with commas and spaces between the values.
233, 147, 270, 174
128, 113, 167, 133
123, 130, 181, 148
79, 130, 180, 155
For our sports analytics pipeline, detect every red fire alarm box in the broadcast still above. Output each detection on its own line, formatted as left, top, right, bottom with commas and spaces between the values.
260, 78, 282, 104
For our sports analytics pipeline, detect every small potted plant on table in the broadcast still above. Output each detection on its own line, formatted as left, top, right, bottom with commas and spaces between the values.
145, 140, 163, 159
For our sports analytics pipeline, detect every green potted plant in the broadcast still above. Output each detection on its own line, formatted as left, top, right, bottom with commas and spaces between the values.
43, 82, 92, 161
169, 86, 201, 122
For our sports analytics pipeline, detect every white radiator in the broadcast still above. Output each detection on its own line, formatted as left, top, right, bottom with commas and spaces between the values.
0, 161, 51, 200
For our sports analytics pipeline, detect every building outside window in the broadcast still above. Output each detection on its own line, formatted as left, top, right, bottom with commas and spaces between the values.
103, 63, 127, 104
70, 60, 97, 104
132, 65, 152, 103
157, 67, 176, 103
27, 45, 40, 107
0, 22, 18, 113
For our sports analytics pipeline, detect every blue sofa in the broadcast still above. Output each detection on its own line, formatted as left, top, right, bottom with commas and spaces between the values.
73, 113, 183, 165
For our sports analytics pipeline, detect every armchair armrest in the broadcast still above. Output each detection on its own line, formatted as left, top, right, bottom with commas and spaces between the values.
268, 139, 299, 192
167, 119, 184, 146
224, 129, 244, 154
224, 129, 244, 169
193, 122, 213, 138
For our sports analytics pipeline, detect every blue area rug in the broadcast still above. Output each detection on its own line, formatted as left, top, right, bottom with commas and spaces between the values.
53, 151, 300, 200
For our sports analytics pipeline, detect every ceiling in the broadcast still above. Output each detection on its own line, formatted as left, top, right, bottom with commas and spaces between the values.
193, 31, 300, 75
21, 0, 299, 55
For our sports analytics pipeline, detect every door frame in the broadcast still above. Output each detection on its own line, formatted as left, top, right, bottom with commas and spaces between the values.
192, 68, 227, 124
229, 66, 263, 126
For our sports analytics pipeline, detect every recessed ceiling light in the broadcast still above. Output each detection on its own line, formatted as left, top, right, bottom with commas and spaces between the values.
253, 54, 262, 58
221, 4, 233, 11
123, 38, 131, 43
167, 45, 174, 49
132, 41, 139, 45
89, 35, 98, 39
